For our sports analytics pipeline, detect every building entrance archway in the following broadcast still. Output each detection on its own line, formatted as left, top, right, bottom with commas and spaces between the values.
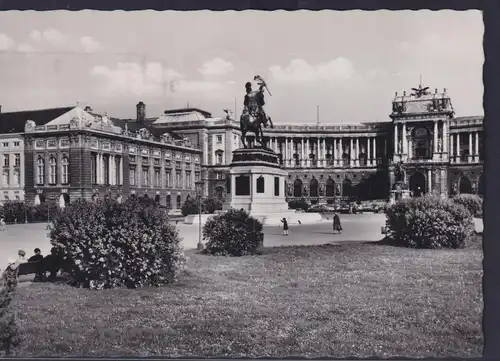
409, 172, 426, 197
293, 179, 303, 198
459, 176, 473, 194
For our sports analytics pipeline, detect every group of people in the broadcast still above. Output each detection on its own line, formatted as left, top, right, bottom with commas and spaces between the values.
280, 212, 343, 236
5, 247, 63, 282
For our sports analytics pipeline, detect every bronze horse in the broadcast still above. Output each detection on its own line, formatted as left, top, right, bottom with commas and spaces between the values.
240, 111, 269, 148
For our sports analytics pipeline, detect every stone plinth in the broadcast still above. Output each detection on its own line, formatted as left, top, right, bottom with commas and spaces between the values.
221, 147, 323, 225
389, 189, 411, 205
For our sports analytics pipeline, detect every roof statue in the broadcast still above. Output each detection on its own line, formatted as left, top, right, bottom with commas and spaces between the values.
411, 84, 431, 98
223, 108, 233, 120
239, 75, 275, 148
24, 119, 36, 132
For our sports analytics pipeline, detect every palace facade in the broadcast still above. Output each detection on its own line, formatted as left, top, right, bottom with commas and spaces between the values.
0, 84, 484, 208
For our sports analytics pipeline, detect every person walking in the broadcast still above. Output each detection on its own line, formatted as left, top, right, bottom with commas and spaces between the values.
333, 212, 342, 234
281, 217, 289, 236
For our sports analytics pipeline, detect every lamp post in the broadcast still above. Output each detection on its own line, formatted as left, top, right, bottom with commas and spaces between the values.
195, 180, 205, 251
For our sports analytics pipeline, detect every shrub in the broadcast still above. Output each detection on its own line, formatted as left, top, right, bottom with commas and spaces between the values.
181, 197, 199, 216
385, 195, 475, 249
202, 198, 223, 214
47, 198, 185, 289
0, 201, 58, 223
452, 194, 483, 218
288, 198, 310, 211
0, 265, 21, 356
202, 208, 264, 256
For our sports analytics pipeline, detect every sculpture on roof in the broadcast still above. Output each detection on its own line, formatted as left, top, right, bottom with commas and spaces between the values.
160, 133, 173, 143
24, 120, 36, 132
223, 109, 233, 120
411, 84, 431, 98
240, 75, 275, 148
138, 128, 151, 140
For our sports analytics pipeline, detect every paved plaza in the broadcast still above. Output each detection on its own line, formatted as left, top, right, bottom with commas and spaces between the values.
0, 214, 484, 271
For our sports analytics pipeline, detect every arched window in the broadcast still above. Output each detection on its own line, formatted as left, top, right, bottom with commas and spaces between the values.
49, 156, 57, 185
61, 156, 69, 184
36, 157, 45, 185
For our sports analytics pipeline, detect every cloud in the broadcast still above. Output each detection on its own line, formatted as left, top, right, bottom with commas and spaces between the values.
17, 43, 36, 53
80, 36, 103, 53
91, 61, 226, 97
29, 28, 67, 46
269, 58, 355, 83
198, 57, 235, 77
0, 33, 15, 50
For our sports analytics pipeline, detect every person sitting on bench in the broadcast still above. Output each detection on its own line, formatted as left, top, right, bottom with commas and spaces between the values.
28, 248, 46, 282
43, 247, 63, 281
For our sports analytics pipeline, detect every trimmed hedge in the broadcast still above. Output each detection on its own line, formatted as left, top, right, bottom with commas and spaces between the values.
0, 266, 21, 356
202, 208, 264, 256
181, 198, 223, 216
47, 198, 185, 289
385, 196, 475, 249
287, 198, 310, 211
0, 201, 58, 223
452, 194, 483, 218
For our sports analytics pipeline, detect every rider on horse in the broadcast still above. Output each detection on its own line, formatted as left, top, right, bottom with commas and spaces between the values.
243, 82, 274, 129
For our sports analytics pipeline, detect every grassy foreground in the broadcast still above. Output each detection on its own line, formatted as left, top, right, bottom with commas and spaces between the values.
12, 242, 483, 358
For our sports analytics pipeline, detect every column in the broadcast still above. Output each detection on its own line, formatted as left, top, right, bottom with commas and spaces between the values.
427, 169, 432, 194
305, 138, 310, 167
367, 137, 372, 166
456, 134, 460, 163
440, 169, 446, 198
373, 138, 377, 165
394, 124, 399, 155
109, 155, 114, 185
468, 132, 473, 163
322, 138, 326, 168
442, 121, 448, 154
316, 138, 320, 167
333, 139, 337, 167
349, 138, 354, 167
97, 154, 102, 184
284, 138, 289, 167
119, 156, 123, 185
408, 138, 412, 160
450, 133, 454, 163
355, 138, 360, 167
433, 121, 438, 154
300, 138, 304, 167
475, 131, 479, 161
402, 123, 407, 157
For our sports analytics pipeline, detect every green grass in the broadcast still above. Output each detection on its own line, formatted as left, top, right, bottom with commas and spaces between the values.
11, 241, 483, 358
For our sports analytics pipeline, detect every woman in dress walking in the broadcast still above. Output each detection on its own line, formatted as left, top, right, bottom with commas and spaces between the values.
333, 212, 342, 234
281, 217, 289, 236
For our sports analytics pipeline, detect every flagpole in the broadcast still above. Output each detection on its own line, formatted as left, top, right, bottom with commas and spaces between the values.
234, 97, 237, 120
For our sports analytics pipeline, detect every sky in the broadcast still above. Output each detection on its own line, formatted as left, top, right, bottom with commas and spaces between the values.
0, 10, 484, 124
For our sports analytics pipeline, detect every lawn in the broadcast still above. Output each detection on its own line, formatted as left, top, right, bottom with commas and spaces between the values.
11, 241, 483, 358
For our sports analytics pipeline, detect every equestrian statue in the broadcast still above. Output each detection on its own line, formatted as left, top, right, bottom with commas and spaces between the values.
239, 75, 274, 148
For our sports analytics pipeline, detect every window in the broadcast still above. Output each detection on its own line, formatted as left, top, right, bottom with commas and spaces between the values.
216, 135, 223, 144
274, 177, 280, 196
235, 175, 250, 196
2, 170, 9, 186
142, 168, 149, 186
195, 171, 200, 182
115, 156, 121, 185
36, 157, 45, 185
176, 171, 181, 187
3, 154, 9, 167
256, 176, 265, 193
13, 141, 20, 147
61, 156, 69, 184
13, 154, 20, 167
129, 167, 136, 186
49, 156, 57, 185
103, 155, 110, 185
186, 171, 191, 189
215, 150, 223, 165
91, 153, 97, 184
13, 169, 20, 186
154, 169, 161, 187
2, 142, 8, 148
165, 169, 171, 187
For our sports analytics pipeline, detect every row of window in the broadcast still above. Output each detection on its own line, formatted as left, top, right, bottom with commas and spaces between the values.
1, 141, 21, 148
129, 167, 200, 189
90, 153, 122, 185
2, 153, 21, 167
2, 169, 21, 187
36, 156, 69, 185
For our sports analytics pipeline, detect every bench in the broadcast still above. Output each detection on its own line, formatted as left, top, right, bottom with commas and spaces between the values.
17, 261, 46, 276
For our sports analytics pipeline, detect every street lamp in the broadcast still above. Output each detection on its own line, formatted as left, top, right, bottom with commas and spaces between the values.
195, 180, 205, 251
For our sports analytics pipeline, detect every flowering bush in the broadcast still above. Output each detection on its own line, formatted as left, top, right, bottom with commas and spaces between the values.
452, 194, 483, 218
385, 196, 475, 249
202, 208, 264, 256
47, 197, 185, 289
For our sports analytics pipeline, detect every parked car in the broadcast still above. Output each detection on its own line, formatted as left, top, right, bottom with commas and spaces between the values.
306, 205, 329, 213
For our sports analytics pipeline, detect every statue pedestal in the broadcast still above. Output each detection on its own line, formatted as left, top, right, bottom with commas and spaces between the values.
389, 189, 411, 205
223, 147, 322, 225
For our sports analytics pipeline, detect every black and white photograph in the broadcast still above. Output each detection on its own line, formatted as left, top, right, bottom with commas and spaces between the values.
0, 9, 484, 358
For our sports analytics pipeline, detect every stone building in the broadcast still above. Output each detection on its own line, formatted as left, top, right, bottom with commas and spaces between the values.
152, 84, 484, 204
